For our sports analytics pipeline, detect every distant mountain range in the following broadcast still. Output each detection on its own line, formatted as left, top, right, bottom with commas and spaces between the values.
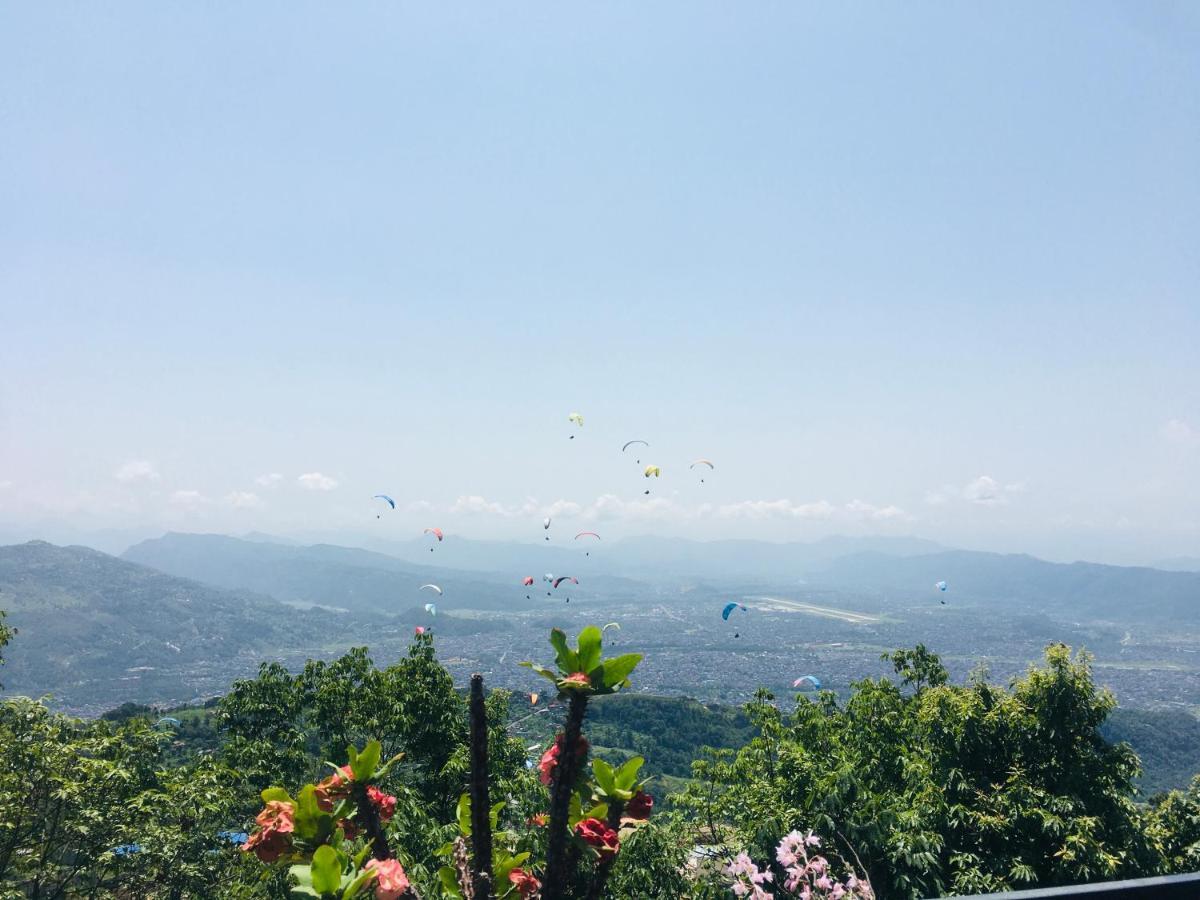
807, 550, 1200, 626
359, 532, 948, 581
1153, 556, 1200, 573
121, 532, 644, 614
0, 541, 359, 711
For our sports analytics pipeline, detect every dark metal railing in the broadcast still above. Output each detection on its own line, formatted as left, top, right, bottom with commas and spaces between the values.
933, 871, 1200, 899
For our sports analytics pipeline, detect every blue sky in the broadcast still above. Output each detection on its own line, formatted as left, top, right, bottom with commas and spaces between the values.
1, 2, 1197, 564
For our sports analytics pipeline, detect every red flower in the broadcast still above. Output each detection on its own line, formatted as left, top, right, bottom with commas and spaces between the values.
255, 801, 295, 833
538, 734, 589, 786
527, 813, 548, 827
365, 858, 410, 900
242, 801, 296, 862
508, 867, 541, 898
574, 817, 619, 859
314, 765, 354, 812
560, 671, 591, 689
537, 744, 559, 786
368, 786, 397, 824
625, 791, 653, 820
241, 826, 290, 862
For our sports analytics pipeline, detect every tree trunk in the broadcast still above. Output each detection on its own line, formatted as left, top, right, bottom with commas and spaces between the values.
468, 674, 494, 900
542, 692, 589, 900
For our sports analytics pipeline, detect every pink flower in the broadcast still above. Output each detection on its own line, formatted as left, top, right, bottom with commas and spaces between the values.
560, 671, 591, 689
368, 786, 397, 823
537, 734, 588, 786
242, 801, 296, 862
574, 817, 619, 859
314, 765, 355, 812
625, 791, 653, 820
365, 858, 410, 900
255, 801, 295, 833
508, 867, 541, 898
414, 626, 426, 636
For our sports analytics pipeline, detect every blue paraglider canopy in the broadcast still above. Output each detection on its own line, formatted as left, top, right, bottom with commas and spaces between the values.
721, 602, 748, 621
373, 494, 396, 509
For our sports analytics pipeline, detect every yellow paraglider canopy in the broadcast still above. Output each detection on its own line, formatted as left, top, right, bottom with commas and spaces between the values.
643, 465, 661, 478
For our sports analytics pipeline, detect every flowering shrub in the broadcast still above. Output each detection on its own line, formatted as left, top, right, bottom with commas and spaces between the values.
726, 832, 874, 900
239, 626, 652, 900
574, 817, 619, 859
240, 740, 410, 899
537, 733, 588, 786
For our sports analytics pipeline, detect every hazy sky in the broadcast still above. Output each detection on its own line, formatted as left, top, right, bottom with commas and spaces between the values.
1, 3, 1197, 564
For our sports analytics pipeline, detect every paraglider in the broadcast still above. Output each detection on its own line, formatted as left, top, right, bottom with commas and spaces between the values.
622, 439, 649, 463
522, 576, 535, 586
155, 716, 181, 729
424, 602, 437, 616
792, 675, 822, 691
575, 531, 600, 556
936, 581, 947, 591
568, 412, 584, 437
553, 576, 578, 589
424, 527, 444, 551
690, 459, 714, 483
373, 494, 396, 518
722, 601, 748, 638
420, 584, 443, 596
643, 464, 661, 494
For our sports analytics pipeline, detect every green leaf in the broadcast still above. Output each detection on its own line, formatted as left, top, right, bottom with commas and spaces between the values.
457, 792, 472, 836
600, 653, 642, 689
592, 758, 617, 795
549, 628, 579, 673
489, 800, 505, 831
519, 662, 562, 684
342, 870, 376, 900
434, 840, 457, 858
493, 850, 531, 886
262, 786, 292, 805
615, 755, 645, 790
438, 866, 465, 899
311, 845, 341, 895
349, 740, 381, 782
292, 785, 324, 841
577, 626, 603, 673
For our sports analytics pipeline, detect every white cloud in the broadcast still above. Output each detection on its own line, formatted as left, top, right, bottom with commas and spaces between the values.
929, 476, 1025, 507
298, 472, 338, 491
448, 495, 584, 519
451, 495, 511, 516
115, 460, 160, 483
582, 493, 680, 522
225, 491, 263, 509
1163, 419, 1199, 448
845, 500, 911, 522
405, 500, 434, 514
715, 499, 837, 520
255, 473, 284, 488
169, 489, 206, 508
963, 475, 1005, 505
0, 480, 11, 491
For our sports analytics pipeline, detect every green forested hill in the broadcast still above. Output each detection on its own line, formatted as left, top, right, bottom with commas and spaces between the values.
0, 541, 365, 712
1102, 706, 1200, 796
